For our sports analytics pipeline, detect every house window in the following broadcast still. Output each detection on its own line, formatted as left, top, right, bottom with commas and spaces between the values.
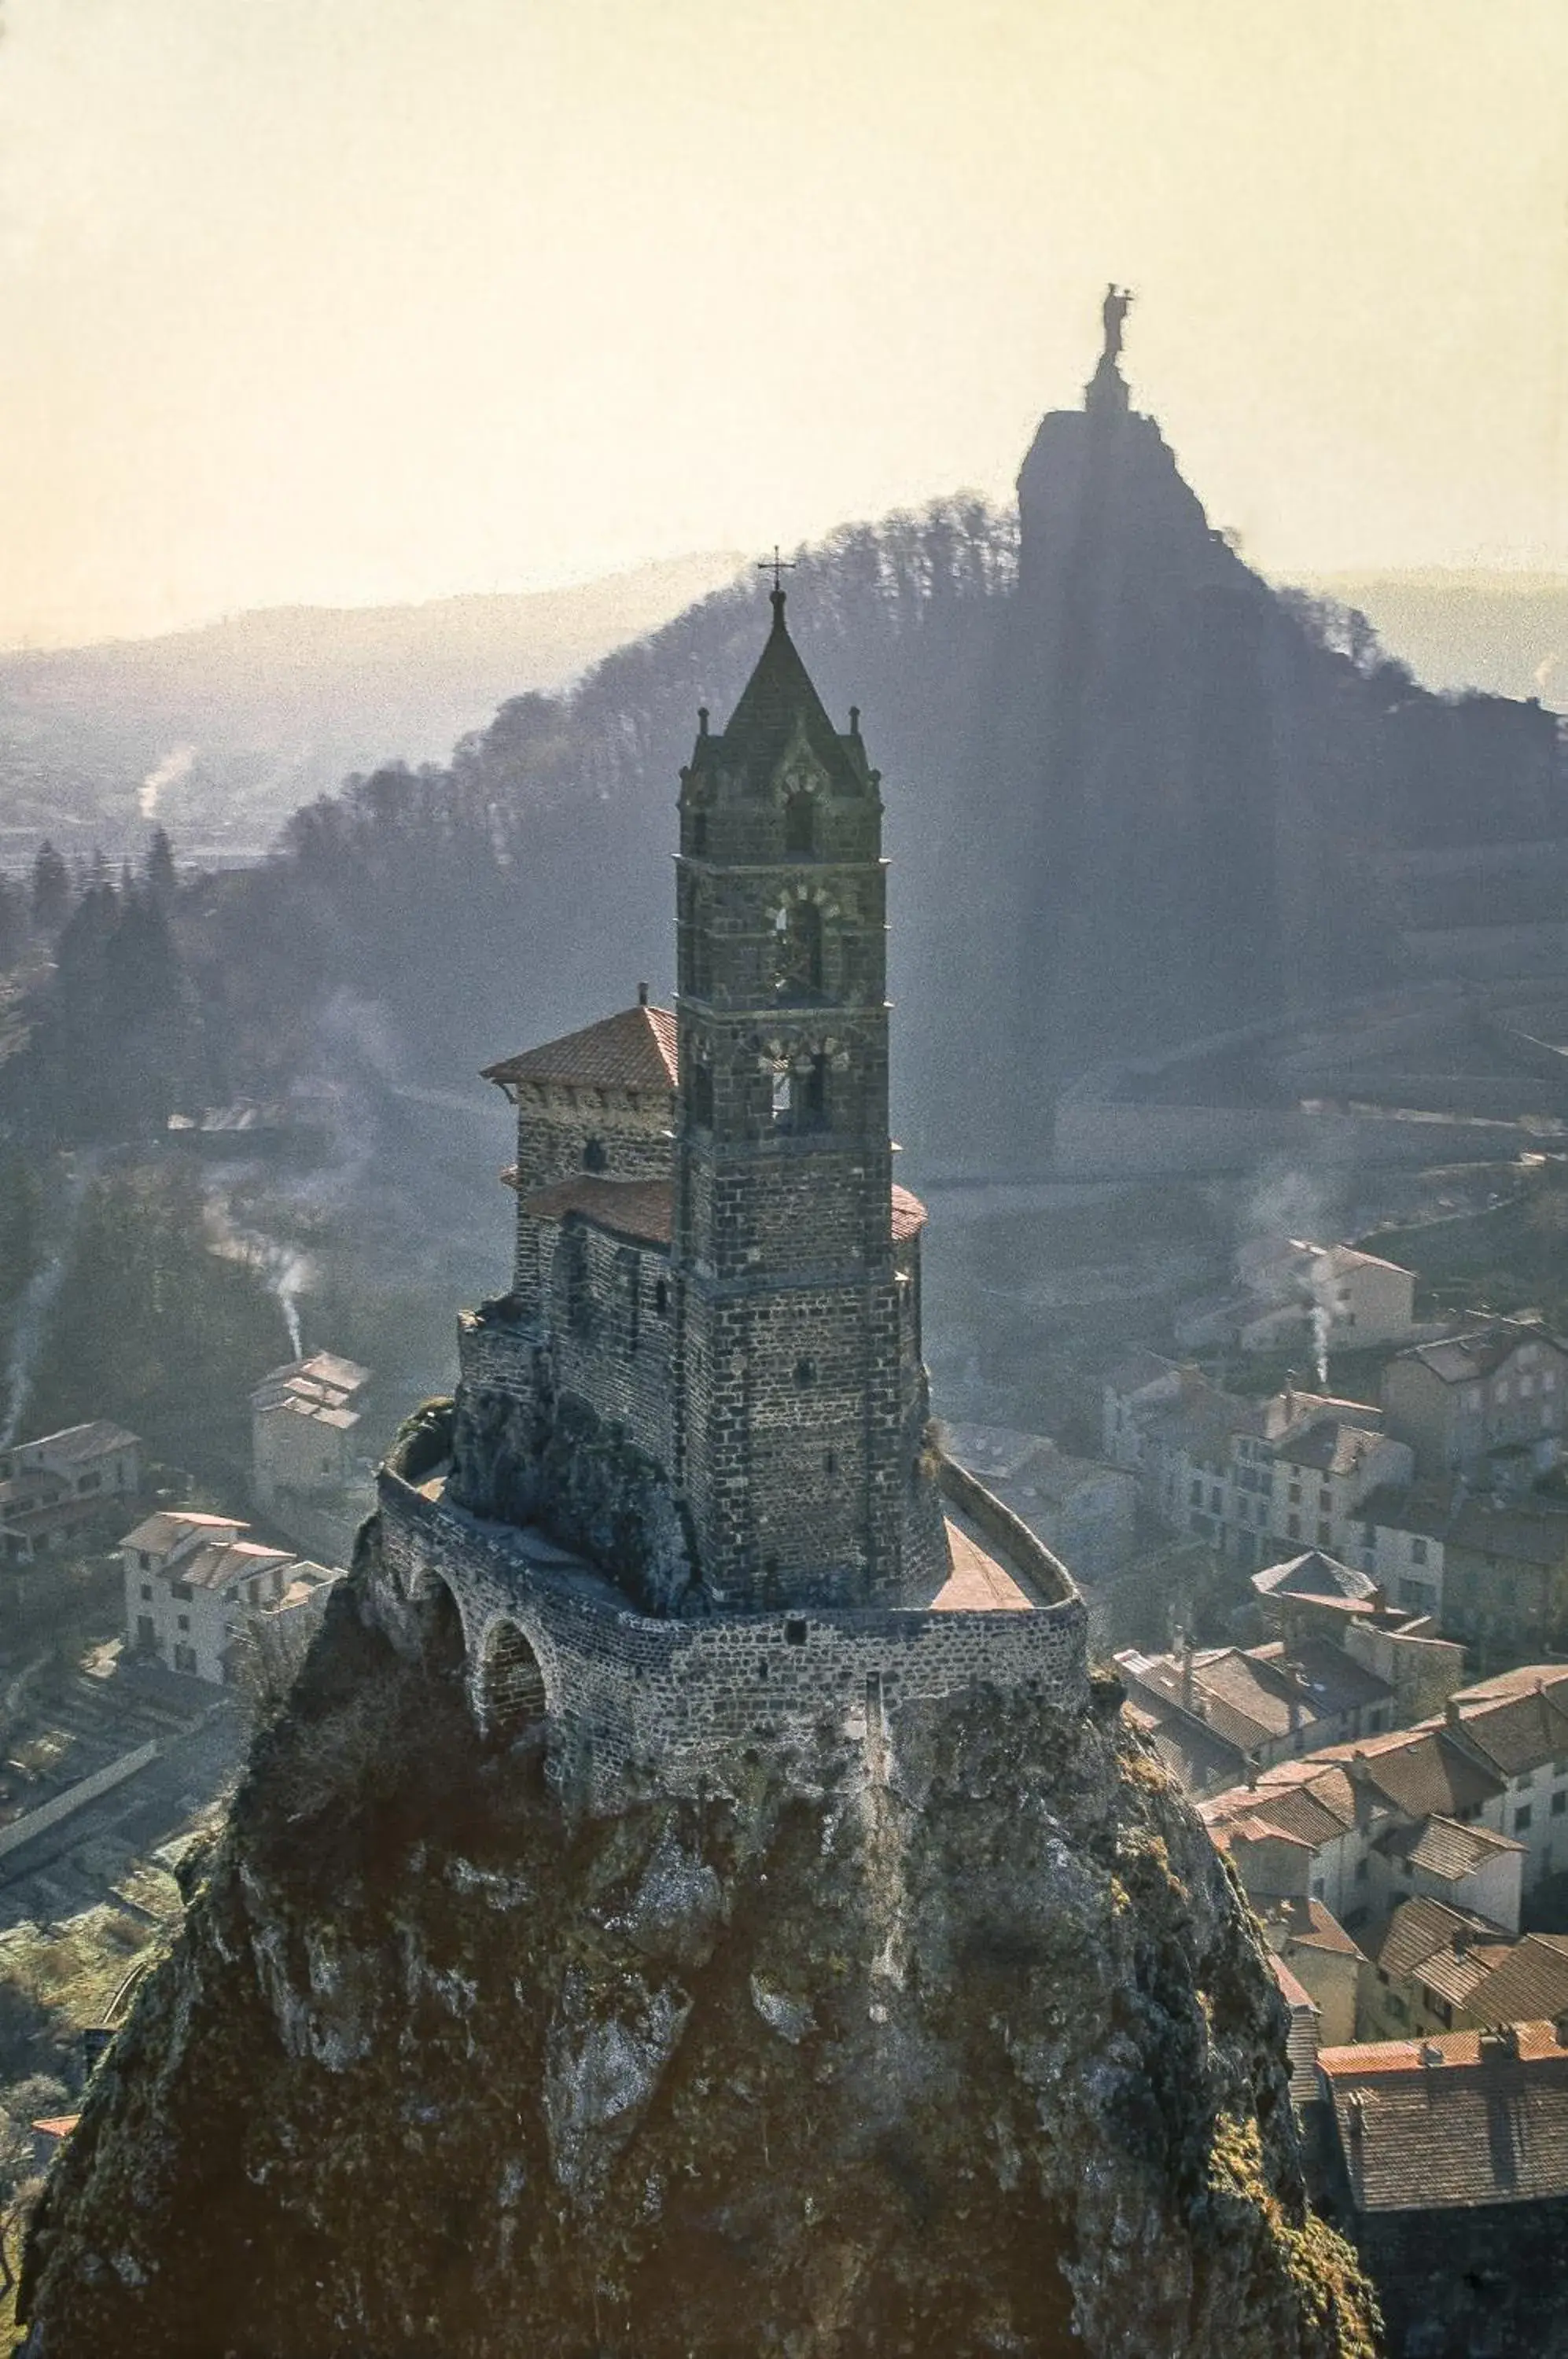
139, 1551, 153, 1572
1288, 1481, 1302, 1504
1189, 1479, 1202, 1507
1354, 1858, 1369, 1883
1209, 1486, 1222, 1514
139, 1583, 152, 1602
1411, 1537, 1428, 1565
582, 1135, 608, 1173
1317, 1521, 1332, 1547
1287, 1514, 1301, 1540
177, 1614, 190, 1633
1552, 1791, 1566, 1817
1516, 1804, 1533, 1833
170, 1579, 192, 1602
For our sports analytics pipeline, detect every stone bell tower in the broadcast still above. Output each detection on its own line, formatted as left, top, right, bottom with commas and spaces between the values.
672, 587, 907, 1609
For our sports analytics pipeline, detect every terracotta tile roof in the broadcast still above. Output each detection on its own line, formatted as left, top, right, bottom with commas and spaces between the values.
519, 1176, 675, 1248
182, 1540, 296, 1594
1469, 1937, 1568, 2025
13, 1421, 138, 1463
483, 1003, 678, 1095
1393, 1320, 1568, 1388
1272, 1419, 1386, 1477
120, 1510, 241, 1555
1293, 1897, 1364, 1958
890, 1183, 927, 1242
1253, 1550, 1381, 1605
1320, 2022, 1568, 2211
1371, 1897, 1507, 1985
1447, 1676, 1568, 1777
1309, 1727, 1504, 1821
1376, 1813, 1524, 1880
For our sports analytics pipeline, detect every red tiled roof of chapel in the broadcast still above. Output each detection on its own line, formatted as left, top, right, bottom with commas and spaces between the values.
891, 1183, 926, 1241
483, 1003, 678, 1095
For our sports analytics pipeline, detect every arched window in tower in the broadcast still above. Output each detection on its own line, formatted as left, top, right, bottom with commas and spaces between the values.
690, 1062, 714, 1130
771, 1062, 793, 1124
773, 898, 823, 995
784, 786, 815, 856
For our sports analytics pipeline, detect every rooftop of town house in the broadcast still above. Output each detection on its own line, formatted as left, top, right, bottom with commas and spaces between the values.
1441, 1669, 1568, 1777
1117, 1638, 1392, 1759
944, 1424, 1125, 1503
176, 1539, 298, 1595
1202, 1769, 1358, 1852
1122, 1697, 1245, 1794
0, 1419, 139, 1466
1268, 1894, 1364, 1959
252, 1352, 369, 1408
1270, 1420, 1389, 1478
1102, 1348, 1187, 1397
481, 1001, 679, 1095
1307, 1726, 1505, 1822
1375, 1812, 1526, 1881
1271, 1953, 1321, 2098
1371, 1895, 1510, 1989
513, 1174, 929, 1253
1319, 2021, 1568, 2212
120, 1510, 243, 1555
1444, 1500, 1568, 1568
1253, 1550, 1382, 1607
1350, 1481, 1456, 1538
1392, 1318, 1568, 1388
1250, 1638, 1393, 1717
1448, 1935, 1568, 2024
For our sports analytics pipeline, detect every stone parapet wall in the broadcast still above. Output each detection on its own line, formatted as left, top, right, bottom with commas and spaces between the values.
371, 1462, 1088, 1809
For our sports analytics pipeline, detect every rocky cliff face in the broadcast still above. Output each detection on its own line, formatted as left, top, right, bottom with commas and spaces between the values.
20, 1531, 1377, 2358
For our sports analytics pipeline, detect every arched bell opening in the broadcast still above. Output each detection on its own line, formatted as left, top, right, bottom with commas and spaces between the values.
480, 1618, 550, 1742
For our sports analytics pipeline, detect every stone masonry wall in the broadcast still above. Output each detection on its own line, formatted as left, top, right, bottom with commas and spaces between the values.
372, 1460, 1088, 1810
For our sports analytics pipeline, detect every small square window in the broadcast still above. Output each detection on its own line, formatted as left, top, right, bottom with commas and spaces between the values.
1516, 1804, 1533, 1833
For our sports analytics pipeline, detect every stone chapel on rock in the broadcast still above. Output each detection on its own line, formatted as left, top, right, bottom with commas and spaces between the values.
370, 591, 1088, 1801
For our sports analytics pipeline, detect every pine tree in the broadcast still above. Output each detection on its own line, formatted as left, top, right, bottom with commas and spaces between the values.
29, 841, 70, 933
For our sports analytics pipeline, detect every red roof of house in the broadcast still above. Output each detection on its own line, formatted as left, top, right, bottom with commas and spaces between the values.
483, 1003, 678, 1095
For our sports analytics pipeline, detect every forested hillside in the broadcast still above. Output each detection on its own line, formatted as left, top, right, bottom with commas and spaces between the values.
4, 380, 1565, 1191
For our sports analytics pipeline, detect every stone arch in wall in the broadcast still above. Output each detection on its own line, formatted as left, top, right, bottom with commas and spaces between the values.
478, 1616, 551, 1741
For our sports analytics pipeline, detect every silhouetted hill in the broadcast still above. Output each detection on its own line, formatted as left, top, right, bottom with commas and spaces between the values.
1304, 569, 1568, 709
0, 552, 743, 866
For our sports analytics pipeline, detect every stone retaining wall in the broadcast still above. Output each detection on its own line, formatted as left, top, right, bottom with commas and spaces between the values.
371, 1459, 1088, 1808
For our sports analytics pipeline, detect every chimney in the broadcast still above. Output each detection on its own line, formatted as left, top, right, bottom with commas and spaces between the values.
638, 981, 650, 1007
1180, 1631, 1195, 1715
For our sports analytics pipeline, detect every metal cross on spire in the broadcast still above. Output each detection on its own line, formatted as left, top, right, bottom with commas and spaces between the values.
757, 544, 796, 594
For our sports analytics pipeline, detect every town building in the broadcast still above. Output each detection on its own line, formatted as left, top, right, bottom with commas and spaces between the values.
1101, 1356, 1413, 1575
121, 1509, 338, 1684
1176, 1235, 1419, 1357
251, 1352, 373, 1564
1117, 1632, 1401, 1790
941, 1423, 1136, 1584
1312, 2021, 1568, 2359
1360, 1896, 1568, 2044
1380, 1317, 1568, 1478
368, 589, 1089, 1804
0, 1422, 141, 1567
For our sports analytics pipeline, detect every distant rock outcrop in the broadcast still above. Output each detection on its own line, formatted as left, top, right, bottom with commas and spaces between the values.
19, 1549, 1377, 2358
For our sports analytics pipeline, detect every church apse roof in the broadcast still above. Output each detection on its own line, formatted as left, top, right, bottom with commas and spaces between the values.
483, 1002, 678, 1096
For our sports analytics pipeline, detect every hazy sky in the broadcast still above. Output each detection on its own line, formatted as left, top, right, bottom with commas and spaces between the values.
2, 0, 1566, 647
